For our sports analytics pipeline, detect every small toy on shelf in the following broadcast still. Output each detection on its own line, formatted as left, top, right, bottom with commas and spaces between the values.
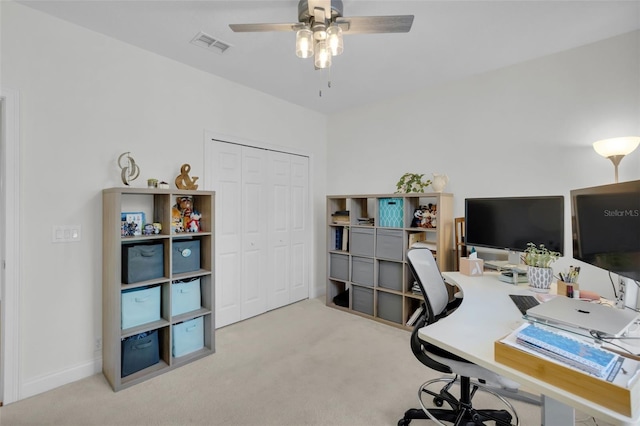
186, 212, 201, 232
171, 196, 196, 233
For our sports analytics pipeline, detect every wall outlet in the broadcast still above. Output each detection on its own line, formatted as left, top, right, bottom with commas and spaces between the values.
94, 337, 102, 352
616, 277, 626, 309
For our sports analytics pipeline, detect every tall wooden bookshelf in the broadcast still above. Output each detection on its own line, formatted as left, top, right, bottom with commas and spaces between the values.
102, 187, 215, 391
326, 193, 453, 330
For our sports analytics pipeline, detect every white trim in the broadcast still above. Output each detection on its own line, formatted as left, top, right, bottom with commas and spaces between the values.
1, 87, 21, 404
21, 357, 102, 400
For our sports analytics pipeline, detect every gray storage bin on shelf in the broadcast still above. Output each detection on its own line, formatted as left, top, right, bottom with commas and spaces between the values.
121, 330, 160, 377
121, 243, 164, 284
376, 229, 404, 261
378, 260, 403, 291
329, 253, 349, 281
172, 239, 201, 274
352, 285, 374, 316
350, 227, 374, 257
351, 256, 374, 287
377, 291, 403, 324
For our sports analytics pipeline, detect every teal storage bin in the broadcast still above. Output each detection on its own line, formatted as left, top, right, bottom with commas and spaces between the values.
172, 316, 204, 357
171, 278, 201, 316
121, 286, 161, 329
379, 198, 404, 228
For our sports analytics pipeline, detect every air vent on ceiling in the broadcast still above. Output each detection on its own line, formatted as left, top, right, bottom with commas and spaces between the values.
190, 31, 231, 54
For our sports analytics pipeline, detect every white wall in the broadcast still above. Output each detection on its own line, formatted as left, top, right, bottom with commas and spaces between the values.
327, 30, 640, 299
1, 1, 327, 399
2, 0, 639, 401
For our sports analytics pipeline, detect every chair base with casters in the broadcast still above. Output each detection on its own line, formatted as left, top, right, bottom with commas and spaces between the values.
398, 376, 519, 426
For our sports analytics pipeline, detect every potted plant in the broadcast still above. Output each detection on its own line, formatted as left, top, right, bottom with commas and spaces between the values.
522, 242, 560, 293
395, 173, 432, 193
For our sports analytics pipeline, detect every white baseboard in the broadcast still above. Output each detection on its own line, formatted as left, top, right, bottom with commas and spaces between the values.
20, 357, 102, 400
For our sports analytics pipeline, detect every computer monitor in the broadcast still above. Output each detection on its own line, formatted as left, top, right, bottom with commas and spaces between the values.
465, 196, 565, 262
570, 180, 640, 281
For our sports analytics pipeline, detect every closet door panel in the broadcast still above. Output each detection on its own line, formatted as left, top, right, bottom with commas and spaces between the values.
267, 152, 291, 310
212, 143, 242, 327
290, 156, 309, 302
240, 147, 268, 319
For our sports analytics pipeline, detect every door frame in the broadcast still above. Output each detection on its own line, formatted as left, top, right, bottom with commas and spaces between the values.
1, 87, 21, 404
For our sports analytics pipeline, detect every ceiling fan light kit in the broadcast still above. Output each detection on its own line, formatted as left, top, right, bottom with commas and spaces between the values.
230, 0, 413, 70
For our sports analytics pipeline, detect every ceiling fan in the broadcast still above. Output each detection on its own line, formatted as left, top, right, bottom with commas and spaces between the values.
229, 0, 414, 69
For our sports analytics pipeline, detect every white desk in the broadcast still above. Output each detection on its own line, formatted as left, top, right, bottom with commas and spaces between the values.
418, 271, 640, 426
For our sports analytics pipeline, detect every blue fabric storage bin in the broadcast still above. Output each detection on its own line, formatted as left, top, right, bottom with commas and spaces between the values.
121, 243, 164, 284
378, 198, 404, 228
121, 330, 159, 377
171, 278, 201, 316
172, 316, 204, 357
121, 286, 161, 329
172, 240, 201, 274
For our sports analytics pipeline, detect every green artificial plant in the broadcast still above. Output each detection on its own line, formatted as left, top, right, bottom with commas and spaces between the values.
522, 242, 560, 268
395, 173, 432, 193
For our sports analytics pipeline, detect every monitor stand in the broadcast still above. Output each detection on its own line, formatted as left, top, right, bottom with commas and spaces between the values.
507, 250, 522, 265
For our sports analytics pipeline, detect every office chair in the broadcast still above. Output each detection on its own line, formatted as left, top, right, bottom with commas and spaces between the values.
398, 249, 520, 426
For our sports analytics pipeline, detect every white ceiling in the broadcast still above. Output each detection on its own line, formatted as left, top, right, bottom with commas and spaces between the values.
16, 1, 640, 115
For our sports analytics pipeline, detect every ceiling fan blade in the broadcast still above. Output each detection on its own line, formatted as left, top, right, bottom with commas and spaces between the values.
335, 15, 414, 34
229, 22, 300, 32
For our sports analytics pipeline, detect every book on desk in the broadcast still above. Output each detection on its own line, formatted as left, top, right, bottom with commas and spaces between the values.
495, 323, 640, 417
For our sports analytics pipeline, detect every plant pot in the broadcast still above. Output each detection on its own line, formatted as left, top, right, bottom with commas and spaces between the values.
527, 266, 554, 293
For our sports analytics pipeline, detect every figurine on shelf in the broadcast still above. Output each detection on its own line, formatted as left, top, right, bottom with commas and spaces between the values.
171, 196, 193, 233
186, 211, 201, 233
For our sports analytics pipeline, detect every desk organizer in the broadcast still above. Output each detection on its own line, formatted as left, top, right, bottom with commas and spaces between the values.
495, 337, 640, 417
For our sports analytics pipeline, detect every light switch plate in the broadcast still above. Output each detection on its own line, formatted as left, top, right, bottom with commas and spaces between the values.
52, 225, 81, 243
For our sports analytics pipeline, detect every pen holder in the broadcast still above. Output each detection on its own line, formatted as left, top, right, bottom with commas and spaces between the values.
460, 258, 483, 276
557, 280, 579, 297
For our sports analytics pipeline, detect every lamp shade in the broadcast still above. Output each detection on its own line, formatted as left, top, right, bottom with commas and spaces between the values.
295, 28, 314, 59
593, 136, 640, 158
327, 23, 343, 56
314, 40, 331, 69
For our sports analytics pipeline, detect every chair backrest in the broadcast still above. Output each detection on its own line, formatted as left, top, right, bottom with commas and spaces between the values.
407, 248, 449, 323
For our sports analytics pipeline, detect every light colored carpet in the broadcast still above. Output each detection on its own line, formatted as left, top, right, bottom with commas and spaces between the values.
0, 298, 606, 425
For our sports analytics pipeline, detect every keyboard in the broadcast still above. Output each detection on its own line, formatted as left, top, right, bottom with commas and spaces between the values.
509, 294, 540, 315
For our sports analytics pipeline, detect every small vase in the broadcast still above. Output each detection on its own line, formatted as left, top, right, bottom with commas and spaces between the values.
431, 173, 449, 192
527, 266, 554, 293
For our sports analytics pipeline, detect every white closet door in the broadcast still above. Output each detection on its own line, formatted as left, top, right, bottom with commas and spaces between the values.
267, 151, 292, 310
211, 142, 243, 327
289, 155, 309, 303
240, 146, 268, 319
208, 138, 309, 327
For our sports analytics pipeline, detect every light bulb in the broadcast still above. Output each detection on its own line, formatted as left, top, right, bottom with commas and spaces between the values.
327, 23, 343, 56
314, 40, 332, 69
295, 28, 313, 59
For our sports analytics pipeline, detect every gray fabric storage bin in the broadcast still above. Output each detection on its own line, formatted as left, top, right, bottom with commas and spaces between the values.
377, 291, 403, 324
172, 239, 201, 274
378, 260, 403, 291
376, 229, 403, 261
121, 330, 159, 377
329, 253, 349, 280
350, 227, 374, 257
352, 285, 374, 316
351, 256, 374, 287
121, 243, 164, 284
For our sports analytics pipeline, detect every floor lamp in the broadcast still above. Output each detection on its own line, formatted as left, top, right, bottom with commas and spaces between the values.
592, 136, 640, 183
